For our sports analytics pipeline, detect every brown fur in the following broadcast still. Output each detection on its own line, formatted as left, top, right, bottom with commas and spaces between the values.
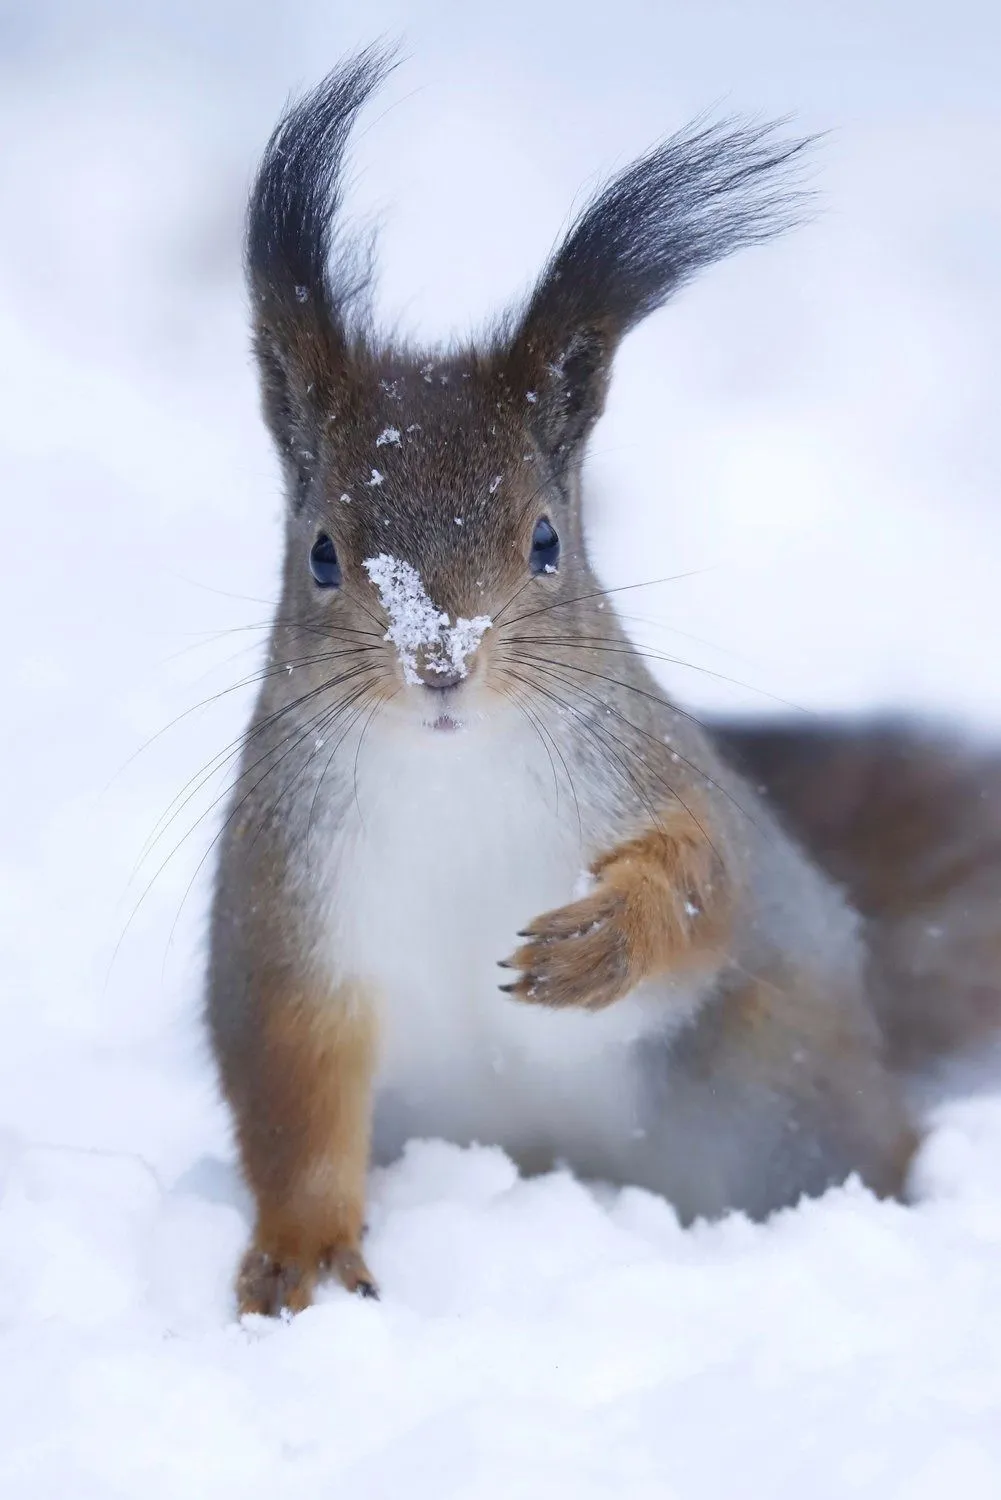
231, 982, 378, 1315
502, 807, 729, 1009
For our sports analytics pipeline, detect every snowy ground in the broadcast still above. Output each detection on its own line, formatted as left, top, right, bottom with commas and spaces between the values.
2, 2, 1001, 1494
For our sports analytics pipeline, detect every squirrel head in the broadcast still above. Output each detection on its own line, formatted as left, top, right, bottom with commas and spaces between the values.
247, 46, 809, 727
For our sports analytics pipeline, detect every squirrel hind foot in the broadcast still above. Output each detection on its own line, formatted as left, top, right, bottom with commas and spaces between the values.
236, 1241, 379, 1318
237, 1246, 316, 1318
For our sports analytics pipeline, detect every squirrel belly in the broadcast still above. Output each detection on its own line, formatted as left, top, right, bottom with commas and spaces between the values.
314, 708, 687, 1184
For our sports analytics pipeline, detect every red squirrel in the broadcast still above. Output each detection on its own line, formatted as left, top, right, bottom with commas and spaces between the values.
206, 47, 997, 1316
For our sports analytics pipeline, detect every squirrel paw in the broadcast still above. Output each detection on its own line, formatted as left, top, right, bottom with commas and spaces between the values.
237, 1242, 379, 1317
499, 882, 634, 1011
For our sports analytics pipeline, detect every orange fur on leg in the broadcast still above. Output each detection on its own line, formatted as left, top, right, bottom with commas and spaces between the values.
233, 982, 378, 1316
501, 805, 729, 1010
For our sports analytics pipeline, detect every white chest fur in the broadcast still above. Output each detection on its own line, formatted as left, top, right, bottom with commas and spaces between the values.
319, 712, 663, 1179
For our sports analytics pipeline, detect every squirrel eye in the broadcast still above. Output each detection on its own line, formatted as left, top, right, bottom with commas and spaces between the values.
529, 516, 560, 575
309, 533, 342, 588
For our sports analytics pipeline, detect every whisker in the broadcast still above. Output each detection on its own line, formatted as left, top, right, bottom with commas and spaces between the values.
497, 640, 717, 746
307, 682, 397, 862
491, 573, 536, 628
497, 673, 584, 845
350, 687, 399, 832
518, 655, 765, 839
163, 572, 284, 608
499, 569, 711, 629
336, 579, 387, 632
160, 676, 383, 969
503, 634, 808, 714
254, 678, 385, 861
134, 686, 362, 907
496, 679, 559, 810
105, 642, 381, 798
271, 613, 383, 641
111, 677, 366, 985
158, 613, 382, 666
504, 667, 672, 845
599, 608, 766, 668
502, 648, 784, 753
132, 656, 382, 867
504, 658, 726, 861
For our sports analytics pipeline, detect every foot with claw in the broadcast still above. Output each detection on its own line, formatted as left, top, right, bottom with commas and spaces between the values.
500, 819, 727, 1011
237, 1240, 379, 1317
500, 881, 633, 1011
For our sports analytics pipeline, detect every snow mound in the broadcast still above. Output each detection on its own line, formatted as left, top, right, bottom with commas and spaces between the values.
2, 1112, 1001, 1497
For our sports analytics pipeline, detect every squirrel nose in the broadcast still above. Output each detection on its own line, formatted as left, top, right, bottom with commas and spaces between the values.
421, 667, 463, 691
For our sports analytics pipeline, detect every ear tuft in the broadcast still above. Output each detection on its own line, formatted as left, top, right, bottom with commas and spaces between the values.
508, 115, 815, 459
246, 44, 398, 476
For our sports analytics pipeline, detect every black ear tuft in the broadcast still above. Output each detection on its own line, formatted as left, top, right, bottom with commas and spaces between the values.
508, 115, 814, 460
246, 44, 398, 477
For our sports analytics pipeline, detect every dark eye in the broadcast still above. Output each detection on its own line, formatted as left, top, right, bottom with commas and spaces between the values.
529, 517, 560, 575
309, 533, 342, 588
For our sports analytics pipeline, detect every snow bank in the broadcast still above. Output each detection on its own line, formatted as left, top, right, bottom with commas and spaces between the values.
1, 1116, 1001, 1497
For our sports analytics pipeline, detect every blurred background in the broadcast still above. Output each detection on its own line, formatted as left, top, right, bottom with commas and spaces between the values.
1, 0, 999, 1169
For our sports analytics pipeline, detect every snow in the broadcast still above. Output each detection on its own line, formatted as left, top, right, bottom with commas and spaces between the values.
364, 553, 492, 682
2, 1122, 1001, 1497
1, 2, 1001, 1495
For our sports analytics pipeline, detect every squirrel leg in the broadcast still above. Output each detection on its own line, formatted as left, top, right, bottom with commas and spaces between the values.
230, 983, 378, 1316
501, 806, 728, 1011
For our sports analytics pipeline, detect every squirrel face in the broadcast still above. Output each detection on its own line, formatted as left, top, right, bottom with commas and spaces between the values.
276, 350, 586, 729
250, 47, 809, 732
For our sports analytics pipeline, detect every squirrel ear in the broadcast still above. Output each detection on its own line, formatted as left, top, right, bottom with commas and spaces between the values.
245, 46, 397, 480
506, 116, 812, 463
506, 325, 614, 464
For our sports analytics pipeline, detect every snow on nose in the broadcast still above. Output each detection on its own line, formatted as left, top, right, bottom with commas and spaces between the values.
363, 553, 491, 686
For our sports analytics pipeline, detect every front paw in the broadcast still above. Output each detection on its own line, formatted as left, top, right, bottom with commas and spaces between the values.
499, 882, 633, 1011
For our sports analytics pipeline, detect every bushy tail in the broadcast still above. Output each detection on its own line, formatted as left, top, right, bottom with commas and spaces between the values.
717, 718, 1001, 1069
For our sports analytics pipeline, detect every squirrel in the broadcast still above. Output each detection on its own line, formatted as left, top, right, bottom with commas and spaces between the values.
206, 46, 999, 1316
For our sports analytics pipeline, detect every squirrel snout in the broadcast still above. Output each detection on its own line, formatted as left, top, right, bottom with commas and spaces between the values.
419, 667, 464, 691
412, 639, 474, 692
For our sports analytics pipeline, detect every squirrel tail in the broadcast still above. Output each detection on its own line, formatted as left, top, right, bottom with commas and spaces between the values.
717, 717, 1001, 1069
